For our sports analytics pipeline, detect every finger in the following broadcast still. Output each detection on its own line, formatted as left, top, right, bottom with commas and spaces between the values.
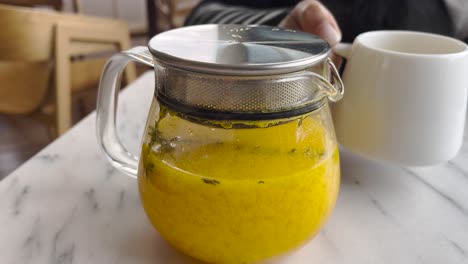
278, 9, 300, 29
298, 1, 342, 45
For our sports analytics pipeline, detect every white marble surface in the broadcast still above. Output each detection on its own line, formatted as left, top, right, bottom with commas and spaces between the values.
1, 71, 468, 264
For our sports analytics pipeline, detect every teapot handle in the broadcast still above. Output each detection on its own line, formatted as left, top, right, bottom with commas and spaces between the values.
96, 46, 154, 177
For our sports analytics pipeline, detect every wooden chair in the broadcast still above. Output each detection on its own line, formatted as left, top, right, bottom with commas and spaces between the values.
0, 4, 136, 136
147, 0, 200, 36
0, 0, 82, 12
54, 22, 135, 134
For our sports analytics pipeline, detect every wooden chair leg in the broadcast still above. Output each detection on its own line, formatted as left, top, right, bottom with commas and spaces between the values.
52, 22, 137, 137
118, 36, 138, 84
47, 124, 57, 140
54, 24, 72, 136
147, 0, 158, 37
124, 62, 137, 85
72, 0, 82, 13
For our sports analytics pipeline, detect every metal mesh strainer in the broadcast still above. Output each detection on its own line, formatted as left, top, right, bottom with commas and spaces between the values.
155, 60, 342, 120
149, 25, 344, 120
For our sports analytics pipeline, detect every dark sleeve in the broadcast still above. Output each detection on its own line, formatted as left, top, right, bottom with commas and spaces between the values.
184, 0, 295, 26
186, 0, 455, 42
323, 0, 455, 42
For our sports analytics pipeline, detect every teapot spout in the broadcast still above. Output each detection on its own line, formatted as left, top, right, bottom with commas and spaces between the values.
303, 58, 344, 102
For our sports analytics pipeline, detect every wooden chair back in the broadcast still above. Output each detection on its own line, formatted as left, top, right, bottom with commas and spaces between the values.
0, 4, 136, 136
0, 5, 55, 114
149, 0, 200, 34
0, 0, 82, 12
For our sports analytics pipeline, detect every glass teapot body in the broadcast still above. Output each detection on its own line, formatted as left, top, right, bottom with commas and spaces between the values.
96, 25, 344, 263
138, 98, 339, 263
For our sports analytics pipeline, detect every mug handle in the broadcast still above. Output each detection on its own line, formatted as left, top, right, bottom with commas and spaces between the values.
96, 46, 154, 177
333, 43, 352, 59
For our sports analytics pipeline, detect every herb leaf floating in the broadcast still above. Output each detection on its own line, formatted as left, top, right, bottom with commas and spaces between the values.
202, 178, 220, 185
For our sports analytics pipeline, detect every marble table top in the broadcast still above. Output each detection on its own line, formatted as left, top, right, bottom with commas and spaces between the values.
1, 71, 467, 264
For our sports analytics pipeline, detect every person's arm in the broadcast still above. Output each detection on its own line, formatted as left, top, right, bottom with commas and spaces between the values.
186, 0, 456, 43
330, 0, 455, 42
185, 0, 342, 46
444, 0, 468, 42
185, 0, 294, 27
280, 0, 455, 44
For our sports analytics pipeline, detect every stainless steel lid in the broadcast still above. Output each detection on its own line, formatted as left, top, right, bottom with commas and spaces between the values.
148, 24, 331, 75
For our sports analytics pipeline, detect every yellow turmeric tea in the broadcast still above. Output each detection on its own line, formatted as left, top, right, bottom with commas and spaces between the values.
138, 108, 340, 263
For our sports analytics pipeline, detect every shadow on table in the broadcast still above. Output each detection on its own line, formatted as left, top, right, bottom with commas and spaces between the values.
339, 147, 408, 192
115, 223, 205, 264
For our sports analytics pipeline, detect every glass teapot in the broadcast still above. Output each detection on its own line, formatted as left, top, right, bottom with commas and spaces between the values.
97, 25, 343, 263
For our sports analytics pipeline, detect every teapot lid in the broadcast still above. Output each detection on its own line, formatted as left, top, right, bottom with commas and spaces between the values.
148, 24, 331, 76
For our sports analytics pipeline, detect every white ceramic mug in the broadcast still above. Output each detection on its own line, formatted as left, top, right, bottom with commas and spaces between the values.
332, 31, 468, 166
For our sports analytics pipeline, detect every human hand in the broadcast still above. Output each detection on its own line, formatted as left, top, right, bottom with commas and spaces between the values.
279, 0, 342, 45
279, 0, 342, 67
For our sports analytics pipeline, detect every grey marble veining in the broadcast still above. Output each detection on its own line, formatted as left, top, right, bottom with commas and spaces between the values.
0, 71, 467, 264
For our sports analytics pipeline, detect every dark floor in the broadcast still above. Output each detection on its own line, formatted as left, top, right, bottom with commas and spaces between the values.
0, 38, 149, 179
0, 115, 51, 177
0, 91, 97, 178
